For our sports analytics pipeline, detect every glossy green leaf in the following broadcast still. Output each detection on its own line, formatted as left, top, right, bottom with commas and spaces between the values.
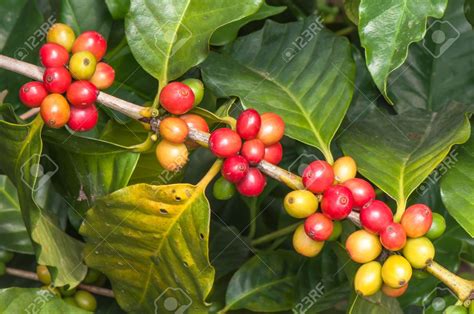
210, 2, 286, 45
201, 18, 356, 162
0, 117, 86, 287
0, 287, 90, 313
348, 292, 403, 314
359, 0, 448, 103
0, 175, 33, 254
124, 0, 262, 82
223, 250, 303, 312
466, 0, 474, 27
80, 183, 214, 313
344, 0, 360, 25
339, 104, 470, 220
441, 131, 474, 237
105, 0, 130, 19
388, 0, 474, 112
59, 0, 113, 37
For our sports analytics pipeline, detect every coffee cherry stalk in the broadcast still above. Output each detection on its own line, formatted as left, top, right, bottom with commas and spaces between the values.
2, 23, 473, 307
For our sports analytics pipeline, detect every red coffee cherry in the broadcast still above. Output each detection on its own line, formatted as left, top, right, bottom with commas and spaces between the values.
263, 142, 283, 165
89, 62, 115, 90
302, 160, 334, 193
180, 114, 209, 133
360, 200, 393, 234
236, 109, 261, 140
43, 67, 72, 93
209, 128, 242, 158
159, 82, 195, 115
72, 31, 107, 61
321, 185, 354, 220
66, 81, 98, 108
68, 104, 99, 132
342, 178, 375, 208
401, 204, 433, 238
241, 139, 265, 165
221, 155, 249, 183
236, 167, 266, 197
257, 112, 285, 145
380, 222, 406, 251
39, 43, 69, 67
19, 82, 48, 108
40, 94, 70, 128
304, 213, 334, 241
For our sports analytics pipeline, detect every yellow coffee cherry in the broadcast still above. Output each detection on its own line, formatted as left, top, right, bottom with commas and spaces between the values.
354, 261, 382, 296
403, 237, 435, 269
284, 190, 318, 218
333, 156, 357, 183
381, 255, 412, 288
292, 224, 325, 257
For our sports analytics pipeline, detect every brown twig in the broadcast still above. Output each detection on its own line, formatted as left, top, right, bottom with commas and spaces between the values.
5, 267, 114, 298
19, 108, 40, 120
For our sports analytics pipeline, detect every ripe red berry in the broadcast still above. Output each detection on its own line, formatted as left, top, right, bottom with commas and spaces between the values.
241, 139, 265, 165
360, 200, 393, 234
236, 168, 266, 197
263, 142, 283, 165
257, 112, 285, 146
43, 67, 71, 93
209, 128, 242, 158
321, 185, 354, 220
72, 31, 107, 61
159, 82, 195, 115
68, 104, 99, 132
39, 43, 69, 67
237, 109, 261, 140
66, 81, 98, 108
89, 62, 115, 90
342, 178, 375, 208
221, 155, 249, 183
380, 222, 406, 251
19, 82, 48, 108
304, 213, 334, 241
401, 204, 433, 238
302, 160, 334, 193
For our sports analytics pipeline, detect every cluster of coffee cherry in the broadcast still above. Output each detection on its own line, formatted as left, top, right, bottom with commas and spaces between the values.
18, 23, 115, 131
285, 156, 447, 298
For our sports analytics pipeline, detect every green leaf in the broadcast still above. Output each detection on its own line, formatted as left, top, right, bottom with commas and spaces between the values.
441, 131, 474, 237
0, 287, 90, 313
358, 0, 448, 103
223, 250, 303, 312
339, 104, 471, 220
0, 175, 33, 254
0, 117, 86, 287
344, 0, 360, 25
59, 0, 113, 37
80, 183, 214, 313
105, 0, 130, 19
388, 0, 474, 112
466, 0, 474, 27
210, 2, 286, 45
201, 17, 356, 163
124, 0, 262, 82
348, 292, 403, 314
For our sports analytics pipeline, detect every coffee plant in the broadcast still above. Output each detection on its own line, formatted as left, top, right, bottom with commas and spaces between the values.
0, 0, 472, 313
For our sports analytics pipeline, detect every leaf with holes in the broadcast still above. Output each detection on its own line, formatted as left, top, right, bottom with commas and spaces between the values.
339, 103, 470, 221
125, 0, 262, 83
359, 0, 448, 103
80, 183, 214, 313
201, 17, 355, 162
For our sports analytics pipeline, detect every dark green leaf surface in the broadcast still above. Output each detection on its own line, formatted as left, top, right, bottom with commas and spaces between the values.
59, 0, 113, 37
348, 292, 403, 314
0, 287, 89, 313
125, 0, 262, 82
210, 2, 286, 45
441, 130, 474, 237
202, 18, 356, 162
339, 104, 470, 220
388, 0, 474, 112
224, 250, 303, 312
0, 117, 86, 287
105, 0, 130, 19
359, 0, 448, 103
80, 183, 214, 313
0, 176, 33, 254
